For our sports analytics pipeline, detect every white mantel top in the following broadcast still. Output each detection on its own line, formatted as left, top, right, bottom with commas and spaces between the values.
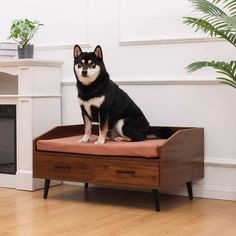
0, 59, 63, 96
0, 59, 63, 67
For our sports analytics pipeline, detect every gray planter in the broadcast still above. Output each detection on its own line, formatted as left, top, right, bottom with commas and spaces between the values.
17, 44, 34, 59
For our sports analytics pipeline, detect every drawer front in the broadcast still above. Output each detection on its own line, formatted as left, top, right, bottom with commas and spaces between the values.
33, 155, 91, 182
94, 159, 159, 188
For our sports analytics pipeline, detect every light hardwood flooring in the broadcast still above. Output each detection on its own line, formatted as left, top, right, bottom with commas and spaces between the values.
0, 185, 236, 236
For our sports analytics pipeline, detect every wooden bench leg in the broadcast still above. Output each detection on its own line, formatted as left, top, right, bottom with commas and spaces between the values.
186, 181, 193, 200
43, 179, 51, 199
84, 183, 88, 189
152, 189, 160, 212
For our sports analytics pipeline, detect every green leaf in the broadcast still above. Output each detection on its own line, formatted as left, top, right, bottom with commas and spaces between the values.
191, 0, 227, 16
212, 0, 236, 16
187, 61, 236, 87
217, 77, 236, 88
183, 16, 236, 46
8, 18, 43, 47
184, 1, 236, 89
184, 0, 236, 46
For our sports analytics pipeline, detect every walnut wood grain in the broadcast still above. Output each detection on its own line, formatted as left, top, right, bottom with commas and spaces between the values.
33, 155, 91, 182
160, 128, 204, 189
93, 158, 160, 189
33, 125, 204, 192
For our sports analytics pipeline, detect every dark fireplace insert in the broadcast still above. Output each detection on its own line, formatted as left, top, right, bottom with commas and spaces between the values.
0, 105, 16, 174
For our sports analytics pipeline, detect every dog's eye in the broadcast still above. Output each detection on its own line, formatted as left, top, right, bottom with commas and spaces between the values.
89, 63, 96, 68
78, 63, 83, 68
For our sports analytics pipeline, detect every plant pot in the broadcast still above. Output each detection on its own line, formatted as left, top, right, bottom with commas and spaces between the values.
17, 44, 34, 59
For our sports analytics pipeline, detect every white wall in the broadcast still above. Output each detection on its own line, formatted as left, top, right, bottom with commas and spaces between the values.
1, 0, 236, 200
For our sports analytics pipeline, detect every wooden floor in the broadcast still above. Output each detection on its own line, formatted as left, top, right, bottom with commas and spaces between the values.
0, 185, 236, 236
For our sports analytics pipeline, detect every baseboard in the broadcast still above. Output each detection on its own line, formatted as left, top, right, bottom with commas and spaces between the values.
63, 181, 236, 201
205, 158, 236, 168
0, 173, 16, 189
163, 184, 236, 201
0, 170, 34, 190
0, 170, 61, 191
15, 170, 34, 191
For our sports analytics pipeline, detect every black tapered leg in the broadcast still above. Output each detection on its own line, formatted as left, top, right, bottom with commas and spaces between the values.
43, 179, 51, 199
84, 183, 88, 189
152, 189, 160, 212
186, 181, 193, 200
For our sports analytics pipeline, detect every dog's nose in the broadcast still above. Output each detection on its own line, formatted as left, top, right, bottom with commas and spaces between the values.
82, 70, 87, 76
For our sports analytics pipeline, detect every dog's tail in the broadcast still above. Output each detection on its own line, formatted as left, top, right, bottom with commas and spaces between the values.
147, 126, 173, 139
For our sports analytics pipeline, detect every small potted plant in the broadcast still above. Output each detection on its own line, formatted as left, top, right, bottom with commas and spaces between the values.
9, 18, 43, 59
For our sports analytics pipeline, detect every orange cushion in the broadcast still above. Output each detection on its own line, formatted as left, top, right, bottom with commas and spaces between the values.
36, 135, 167, 158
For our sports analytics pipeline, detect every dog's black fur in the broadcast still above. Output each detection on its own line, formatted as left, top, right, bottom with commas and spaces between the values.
73, 45, 172, 144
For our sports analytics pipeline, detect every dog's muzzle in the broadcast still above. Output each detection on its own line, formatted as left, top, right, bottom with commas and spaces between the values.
82, 70, 88, 76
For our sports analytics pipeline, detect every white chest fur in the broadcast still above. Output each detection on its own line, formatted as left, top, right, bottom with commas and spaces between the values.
79, 96, 105, 117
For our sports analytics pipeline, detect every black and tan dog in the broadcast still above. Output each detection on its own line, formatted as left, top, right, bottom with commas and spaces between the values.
73, 45, 171, 144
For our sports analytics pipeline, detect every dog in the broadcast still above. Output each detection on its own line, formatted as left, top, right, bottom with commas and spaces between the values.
73, 45, 172, 144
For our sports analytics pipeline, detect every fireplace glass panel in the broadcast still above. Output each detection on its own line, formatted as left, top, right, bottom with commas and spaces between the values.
0, 105, 16, 174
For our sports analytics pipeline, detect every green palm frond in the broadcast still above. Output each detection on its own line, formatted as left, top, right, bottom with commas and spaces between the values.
183, 17, 219, 36
184, 0, 236, 89
213, 0, 236, 16
214, 15, 236, 31
192, 0, 227, 16
183, 0, 236, 47
183, 16, 236, 46
187, 61, 236, 88
202, 14, 236, 31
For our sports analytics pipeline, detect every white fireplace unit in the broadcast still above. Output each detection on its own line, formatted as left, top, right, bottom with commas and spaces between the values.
0, 59, 63, 190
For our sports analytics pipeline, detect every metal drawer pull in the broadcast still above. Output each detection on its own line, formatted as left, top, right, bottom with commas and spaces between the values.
116, 170, 135, 175
54, 165, 71, 170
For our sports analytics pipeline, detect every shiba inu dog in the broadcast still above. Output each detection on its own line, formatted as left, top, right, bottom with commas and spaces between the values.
73, 45, 172, 144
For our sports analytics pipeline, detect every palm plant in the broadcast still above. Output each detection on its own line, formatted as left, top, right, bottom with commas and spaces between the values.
183, 0, 236, 89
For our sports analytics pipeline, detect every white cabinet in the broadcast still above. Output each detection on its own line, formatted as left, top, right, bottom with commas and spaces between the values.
0, 59, 63, 190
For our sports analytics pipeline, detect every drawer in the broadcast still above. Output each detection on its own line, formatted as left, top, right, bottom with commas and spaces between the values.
33, 155, 91, 182
94, 159, 159, 188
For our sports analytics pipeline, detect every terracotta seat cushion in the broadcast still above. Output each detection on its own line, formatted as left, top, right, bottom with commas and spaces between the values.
36, 135, 167, 158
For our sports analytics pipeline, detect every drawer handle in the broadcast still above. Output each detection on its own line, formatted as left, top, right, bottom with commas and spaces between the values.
54, 165, 71, 170
116, 170, 135, 175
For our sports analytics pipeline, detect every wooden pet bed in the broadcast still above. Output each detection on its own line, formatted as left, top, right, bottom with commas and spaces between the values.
33, 124, 204, 211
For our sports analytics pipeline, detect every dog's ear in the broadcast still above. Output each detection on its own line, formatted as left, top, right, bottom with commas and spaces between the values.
94, 45, 103, 59
74, 45, 82, 59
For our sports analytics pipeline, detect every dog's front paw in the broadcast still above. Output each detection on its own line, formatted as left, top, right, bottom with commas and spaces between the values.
79, 135, 90, 143
94, 138, 105, 145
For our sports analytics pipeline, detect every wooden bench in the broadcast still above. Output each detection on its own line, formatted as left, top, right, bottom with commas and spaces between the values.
33, 124, 204, 211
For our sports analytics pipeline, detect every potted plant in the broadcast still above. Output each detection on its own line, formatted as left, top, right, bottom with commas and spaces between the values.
183, 0, 236, 89
9, 18, 43, 59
